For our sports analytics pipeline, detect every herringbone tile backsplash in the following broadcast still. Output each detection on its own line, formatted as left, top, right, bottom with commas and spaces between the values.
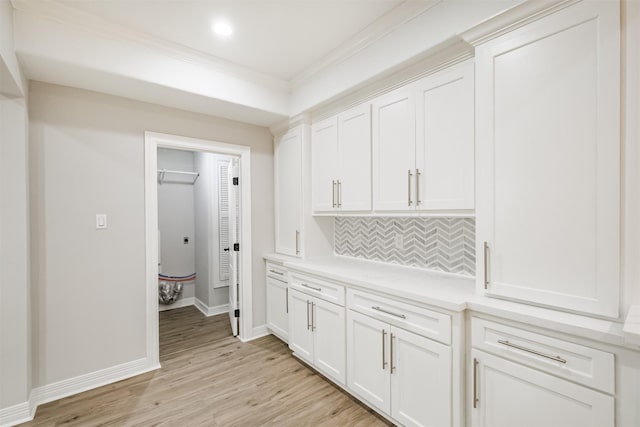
334, 217, 476, 276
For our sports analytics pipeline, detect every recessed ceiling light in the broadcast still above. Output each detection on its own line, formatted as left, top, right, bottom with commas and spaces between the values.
212, 21, 233, 37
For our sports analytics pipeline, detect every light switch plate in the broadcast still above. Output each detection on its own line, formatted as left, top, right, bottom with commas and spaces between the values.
96, 214, 107, 229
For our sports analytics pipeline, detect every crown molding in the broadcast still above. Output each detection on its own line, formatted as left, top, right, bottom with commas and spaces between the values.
10, 0, 290, 93
290, 0, 442, 89
269, 112, 311, 137
459, 0, 579, 47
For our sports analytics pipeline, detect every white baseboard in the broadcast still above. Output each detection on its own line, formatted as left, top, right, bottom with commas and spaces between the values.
0, 399, 34, 427
34, 357, 158, 410
194, 299, 228, 317
158, 296, 195, 311
239, 324, 270, 342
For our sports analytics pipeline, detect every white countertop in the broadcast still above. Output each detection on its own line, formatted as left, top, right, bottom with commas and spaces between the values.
264, 254, 640, 351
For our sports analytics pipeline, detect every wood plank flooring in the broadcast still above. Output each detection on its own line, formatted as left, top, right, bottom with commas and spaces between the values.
22, 306, 391, 426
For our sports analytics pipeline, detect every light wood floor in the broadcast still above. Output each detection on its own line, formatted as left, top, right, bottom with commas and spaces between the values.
22, 306, 391, 426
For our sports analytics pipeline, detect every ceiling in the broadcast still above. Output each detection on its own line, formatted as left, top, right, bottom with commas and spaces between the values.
56, 0, 404, 81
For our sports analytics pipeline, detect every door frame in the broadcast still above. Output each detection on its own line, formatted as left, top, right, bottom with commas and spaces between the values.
144, 131, 253, 366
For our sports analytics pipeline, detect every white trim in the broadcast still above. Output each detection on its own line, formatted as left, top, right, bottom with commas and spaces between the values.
145, 131, 254, 346
158, 296, 195, 312
31, 358, 159, 408
239, 324, 270, 343
0, 400, 34, 427
194, 299, 230, 317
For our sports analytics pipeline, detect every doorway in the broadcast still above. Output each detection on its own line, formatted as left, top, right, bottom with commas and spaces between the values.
144, 132, 253, 367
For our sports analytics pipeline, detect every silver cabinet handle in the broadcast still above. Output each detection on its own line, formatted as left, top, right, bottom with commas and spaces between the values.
311, 302, 316, 331
416, 168, 421, 206
382, 329, 388, 370
337, 180, 342, 208
301, 283, 322, 292
306, 300, 311, 330
295, 230, 300, 255
269, 269, 284, 276
483, 242, 489, 289
285, 288, 288, 314
332, 180, 337, 208
497, 340, 567, 364
390, 333, 396, 374
473, 358, 479, 408
407, 169, 413, 206
372, 306, 406, 319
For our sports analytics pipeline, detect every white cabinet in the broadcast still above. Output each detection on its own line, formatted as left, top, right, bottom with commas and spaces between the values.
274, 127, 302, 257
415, 61, 474, 210
265, 262, 289, 342
372, 85, 416, 211
470, 317, 615, 427
288, 287, 346, 385
311, 103, 371, 213
372, 61, 475, 212
471, 350, 614, 427
347, 309, 452, 427
475, 1, 620, 317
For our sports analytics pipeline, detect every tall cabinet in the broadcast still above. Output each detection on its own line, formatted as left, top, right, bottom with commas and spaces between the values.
475, 0, 621, 317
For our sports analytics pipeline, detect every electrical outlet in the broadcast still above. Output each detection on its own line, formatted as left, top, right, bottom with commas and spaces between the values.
394, 234, 404, 249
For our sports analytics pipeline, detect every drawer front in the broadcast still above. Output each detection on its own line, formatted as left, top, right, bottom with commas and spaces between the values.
289, 271, 346, 306
347, 288, 451, 345
266, 262, 288, 282
471, 317, 614, 394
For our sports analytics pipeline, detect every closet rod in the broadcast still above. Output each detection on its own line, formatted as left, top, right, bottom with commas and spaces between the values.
157, 169, 199, 185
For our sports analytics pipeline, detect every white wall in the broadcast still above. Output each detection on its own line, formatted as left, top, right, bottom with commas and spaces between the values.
157, 148, 195, 304
0, 0, 31, 415
29, 81, 274, 389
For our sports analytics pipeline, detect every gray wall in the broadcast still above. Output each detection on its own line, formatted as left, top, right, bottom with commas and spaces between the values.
158, 148, 196, 304
29, 81, 274, 388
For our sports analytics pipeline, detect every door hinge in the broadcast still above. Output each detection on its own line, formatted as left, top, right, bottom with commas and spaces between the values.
234, 309, 240, 318
233, 243, 240, 251
233, 177, 239, 186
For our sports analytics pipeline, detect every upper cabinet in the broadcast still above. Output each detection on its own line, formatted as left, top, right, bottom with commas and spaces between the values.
312, 103, 372, 213
475, 1, 620, 317
275, 126, 303, 257
372, 61, 475, 213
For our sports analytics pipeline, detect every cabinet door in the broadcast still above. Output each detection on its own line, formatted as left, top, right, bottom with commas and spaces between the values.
266, 277, 288, 342
311, 117, 339, 213
275, 128, 302, 257
312, 298, 346, 385
339, 103, 372, 212
288, 289, 313, 364
346, 310, 390, 414
475, 1, 620, 317
471, 350, 614, 427
415, 61, 474, 210
372, 85, 416, 211
390, 327, 452, 427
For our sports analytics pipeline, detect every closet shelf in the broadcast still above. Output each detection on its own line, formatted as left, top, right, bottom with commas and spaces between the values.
157, 169, 199, 185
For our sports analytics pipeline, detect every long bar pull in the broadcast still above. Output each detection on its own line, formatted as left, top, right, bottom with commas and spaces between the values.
269, 269, 284, 276
473, 358, 479, 408
285, 288, 289, 314
295, 230, 300, 255
407, 170, 413, 206
382, 329, 388, 370
416, 169, 421, 206
483, 242, 489, 289
306, 300, 310, 330
332, 180, 337, 208
311, 302, 316, 331
497, 340, 567, 363
390, 333, 396, 374
337, 180, 342, 208
372, 306, 406, 319
301, 283, 322, 292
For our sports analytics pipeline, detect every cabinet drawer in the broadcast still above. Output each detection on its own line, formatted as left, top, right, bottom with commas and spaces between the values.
266, 262, 288, 282
289, 271, 345, 306
471, 318, 614, 394
347, 288, 451, 345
